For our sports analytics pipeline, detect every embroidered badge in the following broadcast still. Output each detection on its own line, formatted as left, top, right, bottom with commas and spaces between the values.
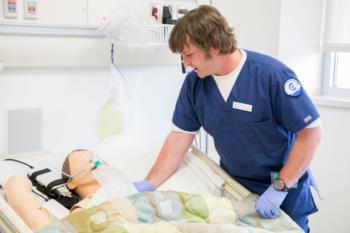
304, 115, 312, 123
284, 79, 302, 97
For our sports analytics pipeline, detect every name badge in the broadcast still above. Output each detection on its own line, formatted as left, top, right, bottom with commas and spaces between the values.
232, 101, 253, 112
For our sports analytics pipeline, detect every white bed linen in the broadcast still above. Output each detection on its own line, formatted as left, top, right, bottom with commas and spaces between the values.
94, 134, 225, 195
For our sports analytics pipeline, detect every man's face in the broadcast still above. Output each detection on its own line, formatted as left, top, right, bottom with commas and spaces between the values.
181, 43, 219, 78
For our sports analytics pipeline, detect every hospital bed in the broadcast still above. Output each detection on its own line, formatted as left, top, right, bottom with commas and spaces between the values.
0, 135, 302, 233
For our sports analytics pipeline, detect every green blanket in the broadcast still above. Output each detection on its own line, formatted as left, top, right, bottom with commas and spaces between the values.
36, 191, 303, 233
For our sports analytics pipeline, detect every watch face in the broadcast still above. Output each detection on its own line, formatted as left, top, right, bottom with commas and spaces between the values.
273, 179, 285, 191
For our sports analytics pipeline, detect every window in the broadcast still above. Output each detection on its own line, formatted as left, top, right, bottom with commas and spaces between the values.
333, 52, 350, 89
323, 52, 350, 97
322, 0, 350, 97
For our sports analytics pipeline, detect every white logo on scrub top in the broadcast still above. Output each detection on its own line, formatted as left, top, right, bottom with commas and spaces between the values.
284, 79, 302, 97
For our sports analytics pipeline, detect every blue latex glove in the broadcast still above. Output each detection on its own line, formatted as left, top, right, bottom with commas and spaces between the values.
255, 184, 288, 218
133, 180, 156, 192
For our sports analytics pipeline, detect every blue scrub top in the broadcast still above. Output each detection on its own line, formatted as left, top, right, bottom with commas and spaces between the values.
172, 50, 319, 219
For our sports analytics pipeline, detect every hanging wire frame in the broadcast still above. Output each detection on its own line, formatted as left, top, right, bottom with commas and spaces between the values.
112, 24, 174, 46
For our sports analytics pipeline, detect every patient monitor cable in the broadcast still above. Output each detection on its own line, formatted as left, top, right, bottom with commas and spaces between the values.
3, 158, 34, 169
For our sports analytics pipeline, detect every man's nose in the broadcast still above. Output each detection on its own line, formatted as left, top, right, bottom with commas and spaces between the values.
182, 57, 190, 67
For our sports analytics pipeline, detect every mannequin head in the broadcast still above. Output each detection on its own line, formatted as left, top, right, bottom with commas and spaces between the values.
61, 149, 100, 198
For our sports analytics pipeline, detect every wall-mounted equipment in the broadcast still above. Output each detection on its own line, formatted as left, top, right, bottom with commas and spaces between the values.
23, 0, 37, 20
151, 4, 161, 22
150, 1, 195, 25
3, 0, 18, 18
113, 24, 174, 46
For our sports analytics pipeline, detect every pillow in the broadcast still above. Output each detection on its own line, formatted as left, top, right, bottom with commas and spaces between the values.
94, 134, 162, 180
0, 151, 66, 187
0, 160, 31, 186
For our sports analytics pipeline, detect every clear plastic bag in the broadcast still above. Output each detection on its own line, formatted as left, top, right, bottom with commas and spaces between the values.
91, 164, 137, 204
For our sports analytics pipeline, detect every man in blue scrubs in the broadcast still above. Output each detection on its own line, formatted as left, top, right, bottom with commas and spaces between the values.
134, 5, 322, 232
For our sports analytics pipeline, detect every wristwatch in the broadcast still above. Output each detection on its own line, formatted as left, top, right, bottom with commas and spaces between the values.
273, 178, 289, 192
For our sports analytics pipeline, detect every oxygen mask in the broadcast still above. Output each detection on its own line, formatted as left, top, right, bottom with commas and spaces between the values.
91, 160, 137, 200
68, 160, 101, 182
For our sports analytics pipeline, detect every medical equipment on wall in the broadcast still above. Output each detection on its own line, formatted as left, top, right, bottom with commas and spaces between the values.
95, 15, 175, 140
94, 16, 136, 139
112, 24, 174, 46
97, 63, 131, 139
100, 5, 208, 153
97, 98, 124, 139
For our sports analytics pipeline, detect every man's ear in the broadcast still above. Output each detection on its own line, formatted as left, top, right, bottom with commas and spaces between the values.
67, 181, 77, 190
210, 47, 220, 56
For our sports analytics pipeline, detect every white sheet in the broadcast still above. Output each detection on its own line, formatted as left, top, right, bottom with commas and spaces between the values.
94, 134, 225, 195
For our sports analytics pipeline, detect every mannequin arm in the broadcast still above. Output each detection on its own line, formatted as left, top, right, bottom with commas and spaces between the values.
4, 176, 53, 230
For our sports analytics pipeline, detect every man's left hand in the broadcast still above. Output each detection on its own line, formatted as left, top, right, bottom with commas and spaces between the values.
133, 180, 156, 192
255, 184, 288, 218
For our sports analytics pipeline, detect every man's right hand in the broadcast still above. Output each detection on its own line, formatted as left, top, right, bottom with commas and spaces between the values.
133, 180, 156, 192
145, 131, 195, 187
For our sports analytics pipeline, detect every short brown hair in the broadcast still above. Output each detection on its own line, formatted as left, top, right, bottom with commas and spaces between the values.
61, 149, 88, 182
169, 5, 237, 57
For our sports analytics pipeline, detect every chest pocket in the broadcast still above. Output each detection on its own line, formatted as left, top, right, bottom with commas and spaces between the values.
237, 119, 287, 154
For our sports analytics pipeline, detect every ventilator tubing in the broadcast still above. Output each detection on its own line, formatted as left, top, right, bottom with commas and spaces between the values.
66, 160, 101, 182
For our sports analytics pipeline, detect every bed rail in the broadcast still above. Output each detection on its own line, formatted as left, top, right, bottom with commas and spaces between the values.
190, 145, 251, 201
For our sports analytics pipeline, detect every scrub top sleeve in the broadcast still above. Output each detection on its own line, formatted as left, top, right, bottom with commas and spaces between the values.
172, 74, 201, 132
271, 68, 320, 133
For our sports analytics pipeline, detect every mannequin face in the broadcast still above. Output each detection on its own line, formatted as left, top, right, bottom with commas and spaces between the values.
66, 150, 98, 190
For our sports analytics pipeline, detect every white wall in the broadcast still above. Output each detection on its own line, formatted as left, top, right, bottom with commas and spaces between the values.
309, 105, 350, 233
215, 0, 281, 57
0, 35, 111, 67
0, 65, 184, 154
0, 35, 179, 68
278, 0, 324, 95
0, 68, 111, 153
120, 65, 185, 140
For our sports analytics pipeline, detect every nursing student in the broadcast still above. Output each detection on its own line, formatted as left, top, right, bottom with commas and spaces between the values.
135, 5, 322, 233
